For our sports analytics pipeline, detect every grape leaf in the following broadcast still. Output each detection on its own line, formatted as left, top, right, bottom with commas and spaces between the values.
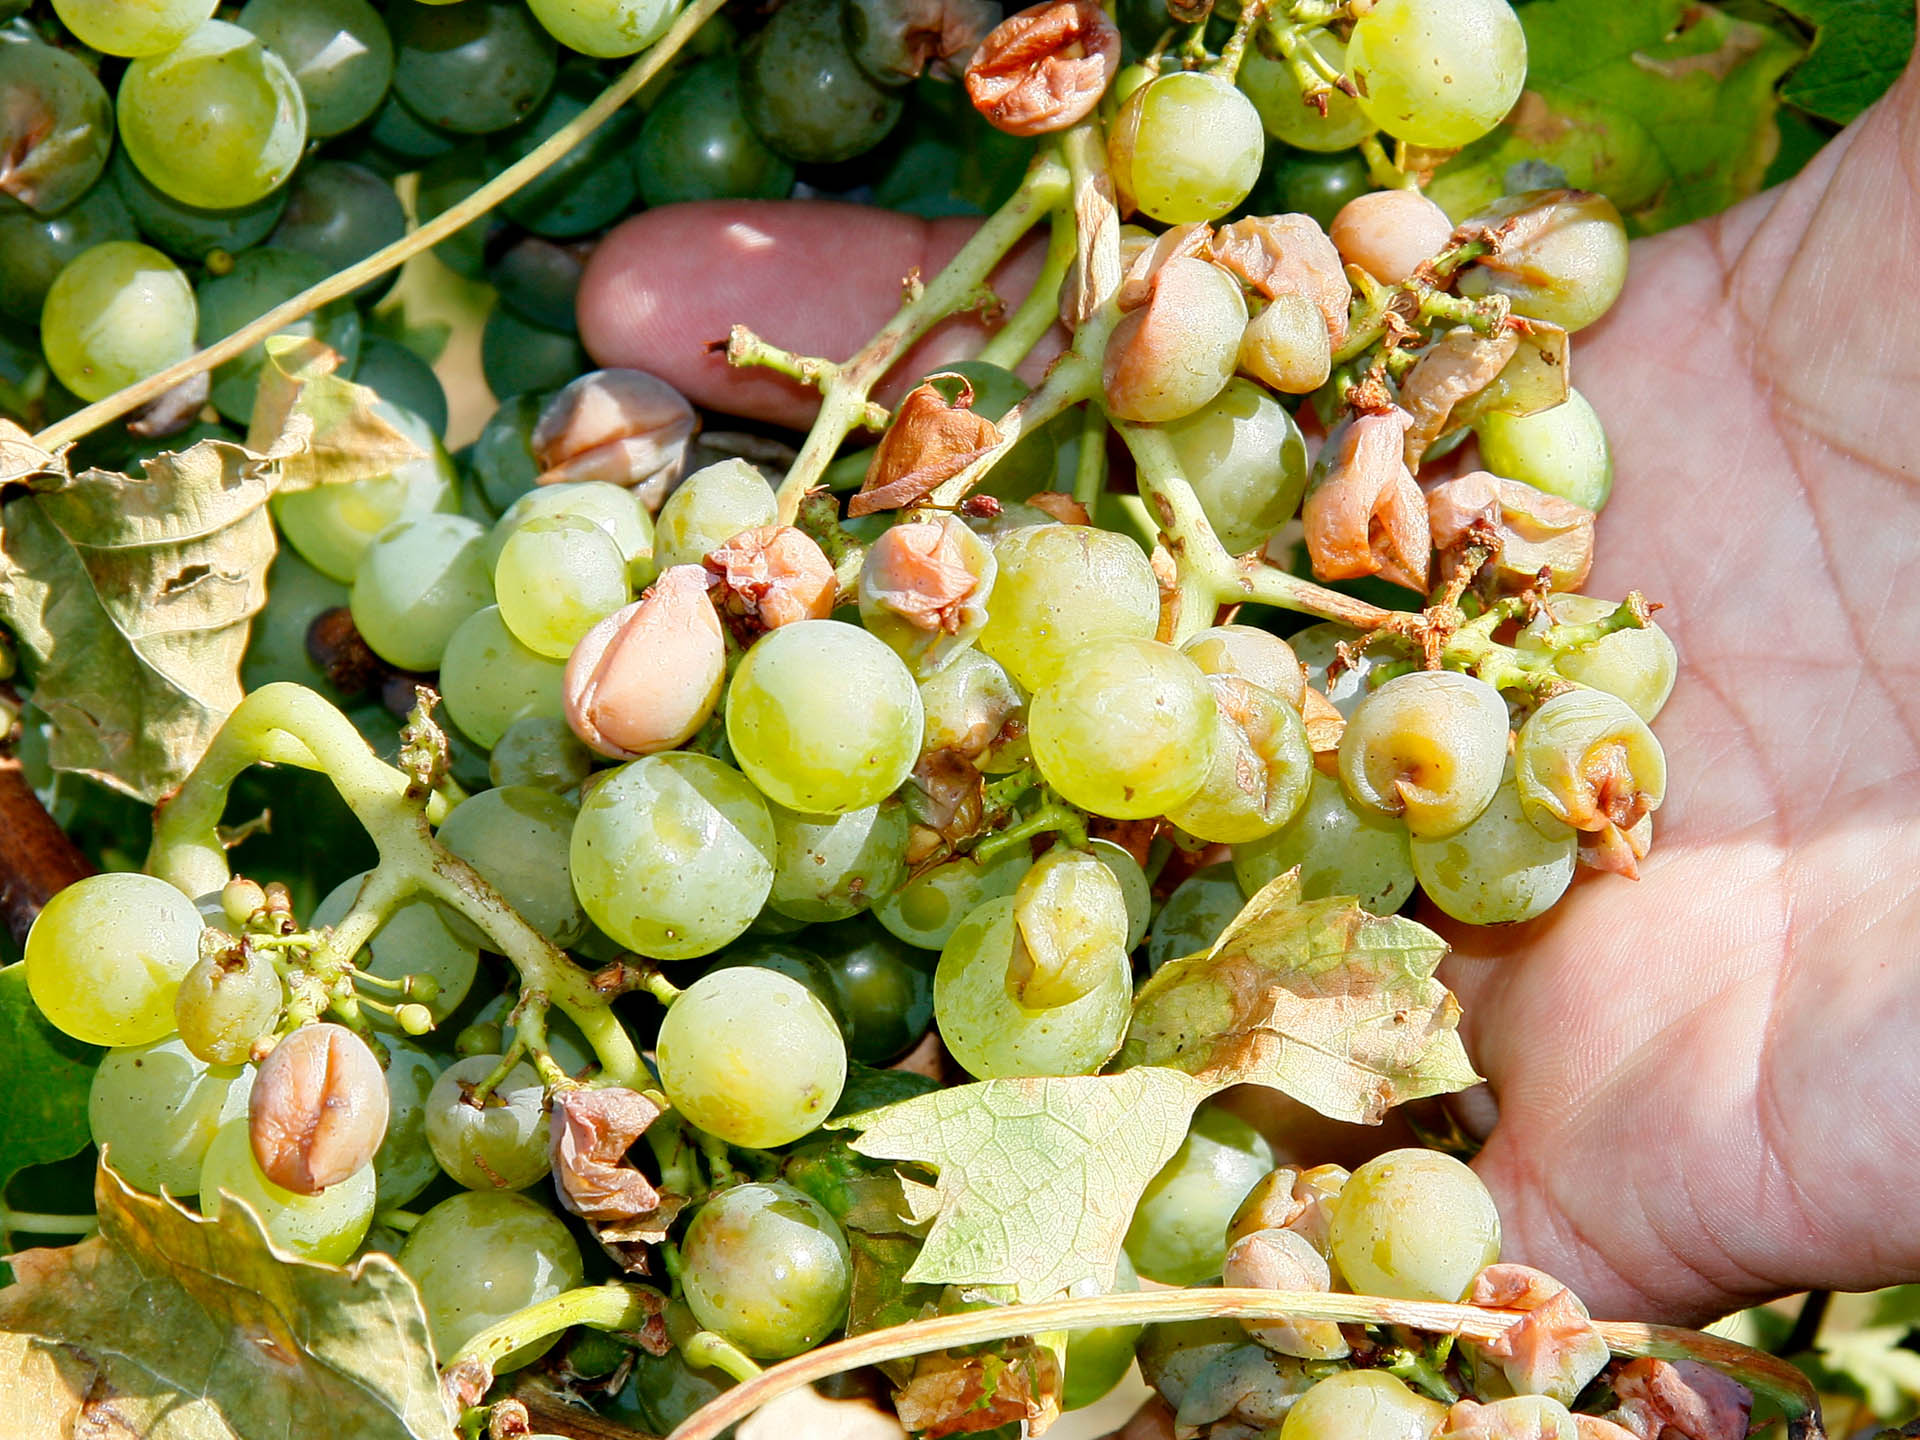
1121, 872, 1478, 1125
1425, 0, 1803, 234
0, 1161, 453, 1440
0, 964, 99, 1211
1770, 0, 1916, 125
247, 335, 424, 495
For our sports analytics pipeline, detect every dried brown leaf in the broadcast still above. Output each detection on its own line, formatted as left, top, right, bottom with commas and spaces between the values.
964, 0, 1120, 137
850, 379, 1001, 517
892, 1338, 1063, 1439
1400, 329, 1522, 469
1302, 408, 1431, 594
549, 1087, 666, 1225
1211, 216, 1352, 347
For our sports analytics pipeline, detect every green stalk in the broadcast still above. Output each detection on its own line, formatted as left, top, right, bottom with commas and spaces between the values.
445, 1283, 662, 1388
974, 202, 1076, 372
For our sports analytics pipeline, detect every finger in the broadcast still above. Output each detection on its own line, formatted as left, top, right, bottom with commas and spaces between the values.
577, 200, 1064, 429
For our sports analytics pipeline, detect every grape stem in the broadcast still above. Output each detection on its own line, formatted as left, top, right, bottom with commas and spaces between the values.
1212, 0, 1272, 82
663, 1288, 1826, 1440
974, 201, 1076, 372
0, 1209, 99, 1236
375, 1208, 421, 1234
27, 0, 730, 455
146, 684, 646, 1090
682, 1330, 763, 1383
443, 1282, 665, 1406
1072, 402, 1108, 508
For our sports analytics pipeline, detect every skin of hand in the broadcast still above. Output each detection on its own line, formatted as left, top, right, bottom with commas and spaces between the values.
577, 57, 1920, 1326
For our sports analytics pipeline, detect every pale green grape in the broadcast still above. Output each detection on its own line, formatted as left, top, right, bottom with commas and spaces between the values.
1278, 1370, 1447, 1440
1238, 30, 1373, 151
174, 945, 283, 1064
1063, 1252, 1143, 1410
1147, 864, 1245, 972
398, 1190, 583, 1365
424, 1053, 550, 1190
1346, 0, 1526, 149
656, 969, 846, 1146
1412, 767, 1577, 925
1181, 625, 1305, 709
494, 515, 632, 659
1456, 189, 1629, 333
199, 1118, 376, 1263
1124, 1105, 1274, 1286
312, 873, 478, 1026
374, 1039, 443, 1209
1520, 595, 1678, 723
680, 1182, 851, 1359
653, 458, 777, 570
117, 19, 307, 210
1007, 846, 1131, 1008
1113, 71, 1264, 224
727, 620, 924, 815
437, 786, 587, 948
767, 800, 910, 923
976, 524, 1160, 692
89, 1036, 253, 1195
39, 241, 196, 403
237, 0, 393, 138
1167, 677, 1313, 844
1514, 688, 1666, 841
349, 514, 493, 672
439, 605, 568, 748
1474, 388, 1613, 512
487, 479, 654, 585
25, 871, 202, 1047
873, 845, 1030, 951
1232, 770, 1415, 915
1327, 1147, 1501, 1301
1089, 838, 1151, 951
917, 646, 1028, 771
933, 898, 1132, 1079
489, 713, 594, 793
526, 0, 675, 56
1029, 637, 1216, 820
570, 752, 776, 959
51, 0, 216, 57
1338, 671, 1510, 838
1290, 621, 1382, 717
1160, 380, 1309, 554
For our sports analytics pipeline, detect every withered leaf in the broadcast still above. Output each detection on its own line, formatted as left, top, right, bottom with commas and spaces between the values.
893, 1338, 1063, 1439
247, 336, 424, 495
1120, 871, 1478, 1125
549, 1086, 666, 1224
0, 1161, 452, 1440
850, 378, 1001, 517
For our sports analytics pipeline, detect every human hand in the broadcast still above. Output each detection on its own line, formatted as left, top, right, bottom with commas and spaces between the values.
574, 55, 1920, 1325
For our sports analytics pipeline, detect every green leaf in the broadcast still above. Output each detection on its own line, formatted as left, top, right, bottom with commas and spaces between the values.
0, 965, 99, 1219
1816, 1325, 1920, 1419
0, 1162, 454, 1440
0, 427, 278, 803
247, 336, 424, 495
837, 1067, 1209, 1302
1120, 872, 1478, 1126
1771, 0, 1916, 125
1426, 0, 1804, 234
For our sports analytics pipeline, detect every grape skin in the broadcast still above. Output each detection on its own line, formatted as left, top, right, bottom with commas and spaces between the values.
398, 1190, 583, 1367
1327, 1147, 1502, 1302
1124, 1105, 1274, 1286
679, 1181, 852, 1359
349, 514, 494, 672
40, 241, 198, 404
51, 0, 217, 58
977, 523, 1160, 693
1338, 670, 1510, 838
1346, 0, 1527, 150
424, 1054, 551, 1191
1233, 770, 1416, 915
1411, 769, 1578, 925
873, 845, 1031, 951
26, 871, 203, 1048
1278, 1370, 1446, 1440
89, 1036, 254, 1196
652, 459, 778, 571
437, 787, 587, 949
439, 606, 569, 750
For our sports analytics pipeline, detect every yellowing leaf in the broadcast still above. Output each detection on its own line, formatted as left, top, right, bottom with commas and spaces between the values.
1120, 872, 1478, 1125
0, 1162, 453, 1440
247, 335, 424, 495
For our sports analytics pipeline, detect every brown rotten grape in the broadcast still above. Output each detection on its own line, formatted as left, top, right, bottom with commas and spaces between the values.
564, 564, 726, 759
963, 0, 1120, 137
248, 1023, 389, 1196
1301, 406, 1430, 592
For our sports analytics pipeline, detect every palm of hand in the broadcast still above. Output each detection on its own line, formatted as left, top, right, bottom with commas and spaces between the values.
1445, 66, 1920, 1321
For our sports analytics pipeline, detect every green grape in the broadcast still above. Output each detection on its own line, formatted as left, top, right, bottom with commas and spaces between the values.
389, 0, 558, 135
1088, 838, 1151, 951
766, 800, 910, 923
681, 1181, 852, 1358
1063, 1252, 1143, 1410
1006, 846, 1130, 1009
108, 145, 289, 263
347, 514, 492, 672
1346, 0, 1527, 150
1474, 387, 1612, 513
1239, 31, 1372, 152
526, 0, 674, 56
976, 524, 1160, 692
1278, 1370, 1447, 1440
488, 480, 654, 585
199, 1118, 376, 1263
472, 393, 547, 513
934, 897, 1132, 1079
1030, 637, 1216, 820
812, 918, 936, 1065
493, 514, 632, 659
116, 20, 307, 211
1169, 677, 1313, 844
39, 241, 197, 403
916, 646, 1028, 772
1112, 71, 1264, 224
491, 236, 583, 333
241, 549, 350, 698
373, 1039, 443, 1208
571, 752, 777, 959
273, 398, 458, 581
1181, 625, 1305, 708
1239, 291, 1332, 396
497, 71, 641, 240
424, 1053, 551, 1190
1124, 1105, 1274, 1286
50, 0, 216, 57
351, 336, 449, 440
1412, 766, 1577, 925
1328, 1147, 1501, 1301
727, 621, 925, 816
656, 970, 847, 1147
1233, 771, 1415, 915
439, 605, 568, 748
1521, 595, 1677, 723
0, 39, 113, 215
653, 459, 778, 570
367, 91, 458, 165
1147, 864, 1246, 972
312, 872, 480, 1026
634, 55, 795, 206
482, 305, 589, 409
398, 1190, 583, 1365
1159, 380, 1310, 555
741, 0, 904, 164
1456, 189, 1629, 333
0, 179, 136, 324
238, 0, 393, 138
270, 161, 408, 304
88, 1036, 253, 1195
489, 713, 594, 793
1514, 687, 1666, 845
1252, 146, 1370, 231
1339, 671, 1510, 839
196, 247, 363, 425
873, 845, 1030, 951
25, 871, 202, 1047
704, 940, 844, 1028
415, 143, 497, 279
174, 946, 283, 1065
1288, 620, 1383, 717
437, 786, 587, 948
1134, 1317, 1251, 1412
